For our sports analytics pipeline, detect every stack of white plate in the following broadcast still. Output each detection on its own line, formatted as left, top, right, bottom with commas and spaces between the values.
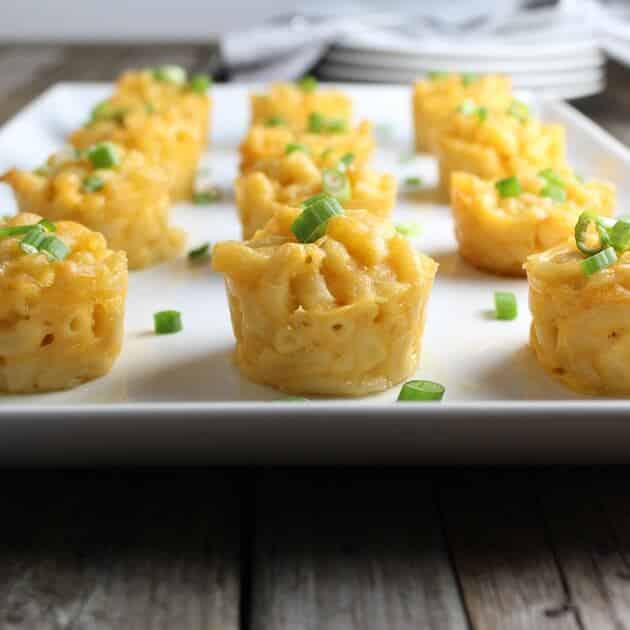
317, 3, 606, 100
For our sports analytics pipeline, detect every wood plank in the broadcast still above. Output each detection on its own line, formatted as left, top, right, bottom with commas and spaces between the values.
0, 471, 241, 630
251, 472, 469, 630
439, 472, 581, 630
538, 470, 630, 630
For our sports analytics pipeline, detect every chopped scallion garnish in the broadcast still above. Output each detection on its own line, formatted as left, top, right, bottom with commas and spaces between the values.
82, 174, 104, 193
404, 176, 422, 187
152, 64, 187, 85
38, 219, 55, 232
397, 380, 445, 402
395, 222, 423, 237
298, 75, 318, 92
154, 310, 183, 335
188, 74, 211, 93
193, 190, 220, 204
507, 99, 529, 122
610, 219, 630, 253
538, 168, 564, 187
581, 247, 617, 276
541, 184, 566, 202
19, 228, 46, 254
90, 101, 127, 124
338, 153, 355, 171
285, 142, 309, 155
495, 176, 521, 198
494, 292, 518, 320
0, 224, 41, 238
265, 115, 286, 127
462, 72, 480, 87
188, 242, 211, 262
307, 112, 347, 134
428, 71, 449, 80
457, 99, 486, 122
87, 142, 120, 169
291, 193, 344, 243
322, 168, 351, 203
575, 211, 611, 256
39, 235, 69, 261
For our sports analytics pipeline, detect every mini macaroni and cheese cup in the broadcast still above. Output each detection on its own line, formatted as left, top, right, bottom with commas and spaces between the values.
526, 213, 630, 395
251, 81, 352, 132
2, 143, 185, 270
212, 196, 438, 397
451, 169, 615, 276
239, 120, 375, 174
412, 73, 512, 153
70, 102, 206, 202
235, 149, 396, 238
0, 213, 127, 393
437, 106, 566, 198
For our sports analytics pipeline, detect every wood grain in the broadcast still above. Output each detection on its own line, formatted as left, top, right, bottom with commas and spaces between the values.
439, 472, 582, 630
0, 471, 241, 630
251, 472, 469, 630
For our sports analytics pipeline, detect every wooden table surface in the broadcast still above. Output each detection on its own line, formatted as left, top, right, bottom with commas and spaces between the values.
2, 45, 630, 630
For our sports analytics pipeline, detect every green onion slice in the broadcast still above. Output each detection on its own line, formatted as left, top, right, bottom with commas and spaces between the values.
291, 194, 344, 243
457, 99, 477, 115
265, 115, 286, 127
395, 222, 423, 237
495, 176, 521, 198
285, 142, 309, 155
298, 75, 317, 91
154, 310, 183, 335
507, 99, 529, 121
338, 152, 355, 171
307, 112, 324, 132
188, 242, 211, 261
307, 112, 347, 134
325, 118, 347, 133
19, 228, 46, 254
494, 291, 518, 320
538, 168, 564, 187
610, 219, 630, 253
87, 142, 120, 169
39, 235, 69, 261
404, 176, 422, 187
0, 224, 41, 238
575, 211, 611, 256
322, 168, 351, 203
193, 190, 220, 204
189, 74, 211, 93
428, 71, 449, 80
541, 183, 566, 202
90, 101, 127, 123
82, 174, 104, 193
462, 72, 480, 87
152, 65, 187, 85
397, 380, 445, 402
581, 246, 617, 276
38, 219, 56, 232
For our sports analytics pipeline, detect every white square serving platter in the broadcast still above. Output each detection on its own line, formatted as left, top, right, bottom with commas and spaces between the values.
2, 83, 630, 465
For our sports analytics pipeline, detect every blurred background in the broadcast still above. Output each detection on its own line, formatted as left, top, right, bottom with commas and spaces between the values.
2, 0, 630, 101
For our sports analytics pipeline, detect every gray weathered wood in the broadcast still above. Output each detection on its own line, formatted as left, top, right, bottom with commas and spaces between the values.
539, 471, 630, 630
251, 472, 469, 630
440, 473, 581, 630
0, 472, 241, 630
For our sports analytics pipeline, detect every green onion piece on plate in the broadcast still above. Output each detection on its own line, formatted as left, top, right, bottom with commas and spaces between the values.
189, 74, 211, 93
298, 75, 317, 91
575, 211, 611, 255
462, 72, 480, 87
39, 235, 69, 261
325, 118, 347, 133
457, 99, 477, 116
0, 224, 41, 238
538, 168, 564, 187
428, 71, 449, 80
507, 99, 529, 121
322, 168, 351, 203
395, 222, 423, 237
476, 106, 488, 122
87, 142, 120, 169
152, 64, 187, 85
285, 142, 309, 155
398, 380, 445, 402
188, 242, 211, 262
82, 174, 104, 193
265, 115, 286, 127
154, 310, 183, 335
494, 291, 518, 320
307, 112, 324, 132
193, 190, 220, 204
495, 176, 521, 198
610, 219, 630, 253
19, 228, 46, 254
404, 176, 422, 187
291, 193, 344, 243
581, 246, 617, 276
